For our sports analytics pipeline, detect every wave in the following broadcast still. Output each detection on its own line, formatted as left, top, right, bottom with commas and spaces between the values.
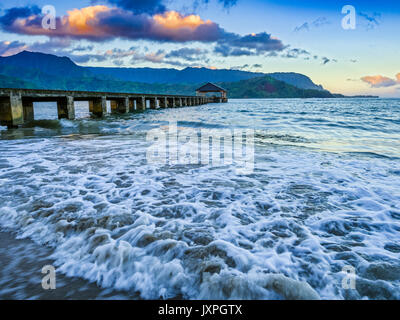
1, 99, 400, 299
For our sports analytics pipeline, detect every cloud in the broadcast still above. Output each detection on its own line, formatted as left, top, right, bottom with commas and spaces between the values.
0, 38, 113, 63
359, 12, 381, 30
361, 74, 400, 88
0, 5, 41, 26
0, 38, 204, 67
214, 44, 254, 57
228, 32, 285, 53
214, 32, 285, 57
130, 50, 196, 67
0, 4, 289, 65
281, 48, 310, 59
279, 47, 335, 64
294, 22, 309, 32
103, 0, 238, 13
105, 47, 137, 59
113, 59, 124, 66
165, 47, 208, 61
210, 0, 238, 9
68, 53, 107, 63
128, 47, 217, 68
130, 50, 165, 64
73, 45, 95, 52
103, 0, 166, 14
1, 3, 331, 68
190, 0, 238, 11
28, 38, 73, 51
0, 5, 227, 43
0, 38, 75, 57
294, 17, 330, 32
321, 57, 337, 65
0, 40, 27, 56
232, 63, 265, 71
0, 37, 208, 68
266, 51, 278, 57
312, 17, 329, 28
231, 64, 249, 70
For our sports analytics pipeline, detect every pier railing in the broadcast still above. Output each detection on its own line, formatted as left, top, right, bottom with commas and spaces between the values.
0, 88, 221, 128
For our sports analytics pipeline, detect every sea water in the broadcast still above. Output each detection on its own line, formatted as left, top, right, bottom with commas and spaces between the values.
0, 98, 399, 299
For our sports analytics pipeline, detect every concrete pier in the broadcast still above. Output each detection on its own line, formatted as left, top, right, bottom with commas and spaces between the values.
0, 88, 218, 128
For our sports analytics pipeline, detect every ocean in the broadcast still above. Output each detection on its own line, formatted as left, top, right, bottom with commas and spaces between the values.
0, 98, 399, 299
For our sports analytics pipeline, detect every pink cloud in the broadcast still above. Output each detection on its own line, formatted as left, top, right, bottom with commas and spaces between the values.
0, 5, 226, 43
361, 74, 400, 88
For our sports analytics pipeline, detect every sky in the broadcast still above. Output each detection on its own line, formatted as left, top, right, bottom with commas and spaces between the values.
0, 0, 399, 97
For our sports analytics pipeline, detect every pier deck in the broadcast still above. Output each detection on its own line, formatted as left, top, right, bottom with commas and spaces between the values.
0, 88, 221, 128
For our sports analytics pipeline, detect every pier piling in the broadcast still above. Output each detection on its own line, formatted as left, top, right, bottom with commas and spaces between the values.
91, 97, 107, 117
0, 91, 23, 128
23, 98, 34, 123
159, 97, 168, 108
57, 96, 75, 120
149, 97, 157, 109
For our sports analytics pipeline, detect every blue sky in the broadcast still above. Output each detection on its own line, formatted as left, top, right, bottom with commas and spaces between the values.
0, 0, 399, 97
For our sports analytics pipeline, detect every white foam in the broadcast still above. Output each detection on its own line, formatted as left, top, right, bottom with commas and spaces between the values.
1, 99, 400, 299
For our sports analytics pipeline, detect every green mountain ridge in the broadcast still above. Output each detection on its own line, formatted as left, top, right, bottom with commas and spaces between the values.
0, 51, 326, 91
0, 51, 377, 98
0, 65, 334, 98
219, 77, 333, 98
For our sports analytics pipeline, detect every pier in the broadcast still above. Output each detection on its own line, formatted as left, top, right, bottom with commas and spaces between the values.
0, 88, 221, 128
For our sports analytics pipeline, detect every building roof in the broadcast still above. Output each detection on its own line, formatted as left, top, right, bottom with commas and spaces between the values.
196, 82, 226, 92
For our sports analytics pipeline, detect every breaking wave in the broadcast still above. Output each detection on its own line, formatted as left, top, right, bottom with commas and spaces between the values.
0, 98, 400, 299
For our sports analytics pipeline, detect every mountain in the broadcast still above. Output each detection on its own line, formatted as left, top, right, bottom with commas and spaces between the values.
0, 51, 333, 97
0, 51, 325, 90
0, 51, 92, 79
86, 67, 182, 83
87, 66, 265, 84
0, 74, 38, 89
86, 66, 326, 91
0, 70, 334, 99
219, 76, 333, 98
268, 72, 325, 91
